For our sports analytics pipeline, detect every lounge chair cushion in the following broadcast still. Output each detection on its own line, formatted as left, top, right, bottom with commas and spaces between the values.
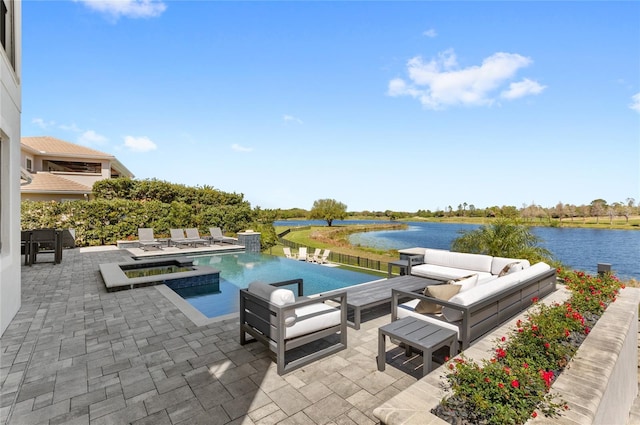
248, 281, 297, 326
415, 284, 461, 314
285, 303, 341, 340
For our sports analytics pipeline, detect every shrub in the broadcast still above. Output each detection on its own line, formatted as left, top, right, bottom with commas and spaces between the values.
433, 268, 624, 424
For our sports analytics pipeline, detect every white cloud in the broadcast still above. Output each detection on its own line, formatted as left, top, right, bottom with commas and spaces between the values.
75, 0, 166, 20
231, 143, 253, 153
501, 78, 546, 99
423, 28, 437, 38
123, 135, 157, 152
59, 123, 83, 133
78, 130, 108, 146
388, 49, 543, 109
283, 114, 303, 124
630, 93, 640, 112
32, 118, 56, 129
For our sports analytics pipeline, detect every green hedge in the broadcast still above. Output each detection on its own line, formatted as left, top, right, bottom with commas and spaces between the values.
21, 198, 254, 247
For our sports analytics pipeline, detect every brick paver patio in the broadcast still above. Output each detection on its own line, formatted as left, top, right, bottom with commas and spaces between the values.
1, 247, 431, 425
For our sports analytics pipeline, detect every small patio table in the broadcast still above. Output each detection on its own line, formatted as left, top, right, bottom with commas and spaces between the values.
377, 316, 457, 376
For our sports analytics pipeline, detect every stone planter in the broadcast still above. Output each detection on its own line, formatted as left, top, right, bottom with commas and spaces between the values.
373, 286, 640, 425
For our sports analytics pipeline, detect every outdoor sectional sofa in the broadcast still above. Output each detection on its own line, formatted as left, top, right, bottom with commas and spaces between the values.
391, 248, 557, 349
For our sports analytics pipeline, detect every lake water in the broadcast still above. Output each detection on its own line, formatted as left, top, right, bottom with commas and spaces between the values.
275, 220, 640, 280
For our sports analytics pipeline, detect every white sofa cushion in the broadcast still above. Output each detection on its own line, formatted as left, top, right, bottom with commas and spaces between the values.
248, 281, 297, 326
285, 303, 341, 339
440, 262, 552, 321
447, 274, 479, 292
397, 299, 461, 338
424, 249, 493, 273
491, 257, 531, 275
411, 264, 492, 281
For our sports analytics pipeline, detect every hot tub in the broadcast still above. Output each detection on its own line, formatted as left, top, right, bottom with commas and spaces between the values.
99, 257, 220, 292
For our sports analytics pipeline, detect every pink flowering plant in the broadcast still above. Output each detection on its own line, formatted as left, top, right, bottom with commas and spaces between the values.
433, 268, 624, 425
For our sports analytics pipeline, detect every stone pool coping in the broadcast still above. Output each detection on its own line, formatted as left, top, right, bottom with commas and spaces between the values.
99, 256, 220, 291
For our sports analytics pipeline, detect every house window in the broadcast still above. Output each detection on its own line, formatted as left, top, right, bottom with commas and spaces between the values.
26, 158, 32, 172
43, 160, 101, 174
0, 0, 15, 69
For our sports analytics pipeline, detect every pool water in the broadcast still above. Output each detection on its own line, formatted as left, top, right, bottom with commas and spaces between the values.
171, 252, 377, 318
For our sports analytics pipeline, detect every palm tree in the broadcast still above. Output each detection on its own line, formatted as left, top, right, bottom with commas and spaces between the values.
451, 218, 554, 264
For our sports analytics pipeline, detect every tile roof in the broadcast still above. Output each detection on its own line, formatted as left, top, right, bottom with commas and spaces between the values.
21, 136, 114, 158
20, 172, 92, 193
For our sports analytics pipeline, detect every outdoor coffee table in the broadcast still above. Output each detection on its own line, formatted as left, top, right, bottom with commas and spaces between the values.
324, 275, 440, 330
377, 317, 458, 376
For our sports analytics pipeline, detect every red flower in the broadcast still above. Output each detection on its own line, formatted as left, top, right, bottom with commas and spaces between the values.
498, 382, 504, 389
540, 370, 554, 388
532, 411, 538, 418
501, 336, 506, 342
564, 329, 570, 337
444, 356, 449, 362
585, 327, 590, 335
523, 362, 529, 369
496, 348, 506, 358
511, 379, 519, 388
531, 297, 539, 303
449, 363, 454, 370
544, 342, 550, 349
484, 377, 491, 383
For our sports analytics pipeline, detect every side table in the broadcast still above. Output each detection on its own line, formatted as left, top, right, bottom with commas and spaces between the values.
377, 317, 458, 376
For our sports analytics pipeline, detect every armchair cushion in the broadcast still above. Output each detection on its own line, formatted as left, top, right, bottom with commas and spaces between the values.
248, 281, 297, 326
285, 303, 342, 339
415, 284, 461, 314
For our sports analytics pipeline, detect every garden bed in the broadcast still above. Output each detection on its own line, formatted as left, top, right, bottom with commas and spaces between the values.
373, 285, 640, 424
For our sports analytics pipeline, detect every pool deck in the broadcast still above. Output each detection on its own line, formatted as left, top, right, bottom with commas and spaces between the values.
1, 247, 429, 425
3, 246, 640, 425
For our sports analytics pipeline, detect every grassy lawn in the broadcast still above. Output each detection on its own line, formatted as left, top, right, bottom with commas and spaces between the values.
276, 224, 403, 264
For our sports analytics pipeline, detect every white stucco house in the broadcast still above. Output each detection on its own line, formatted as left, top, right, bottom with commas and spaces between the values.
0, 0, 22, 336
20, 136, 134, 202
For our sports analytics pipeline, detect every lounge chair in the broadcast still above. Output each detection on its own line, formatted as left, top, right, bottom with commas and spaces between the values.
308, 248, 321, 263
209, 227, 236, 245
185, 228, 210, 247
240, 279, 347, 375
138, 228, 163, 251
170, 229, 192, 248
318, 249, 331, 264
297, 247, 308, 261
283, 247, 294, 259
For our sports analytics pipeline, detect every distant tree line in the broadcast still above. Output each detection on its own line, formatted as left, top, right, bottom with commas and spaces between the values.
276, 198, 639, 225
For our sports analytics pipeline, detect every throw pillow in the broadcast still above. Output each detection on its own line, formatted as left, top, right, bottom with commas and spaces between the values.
415, 284, 461, 314
446, 274, 478, 292
498, 262, 522, 277
247, 281, 297, 326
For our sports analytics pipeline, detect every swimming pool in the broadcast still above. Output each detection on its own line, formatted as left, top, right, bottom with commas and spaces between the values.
171, 252, 378, 318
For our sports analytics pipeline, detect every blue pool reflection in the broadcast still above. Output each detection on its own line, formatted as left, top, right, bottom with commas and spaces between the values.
171, 252, 378, 318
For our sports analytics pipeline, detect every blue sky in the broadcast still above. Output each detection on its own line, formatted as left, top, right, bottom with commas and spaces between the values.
21, 1, 640, 212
